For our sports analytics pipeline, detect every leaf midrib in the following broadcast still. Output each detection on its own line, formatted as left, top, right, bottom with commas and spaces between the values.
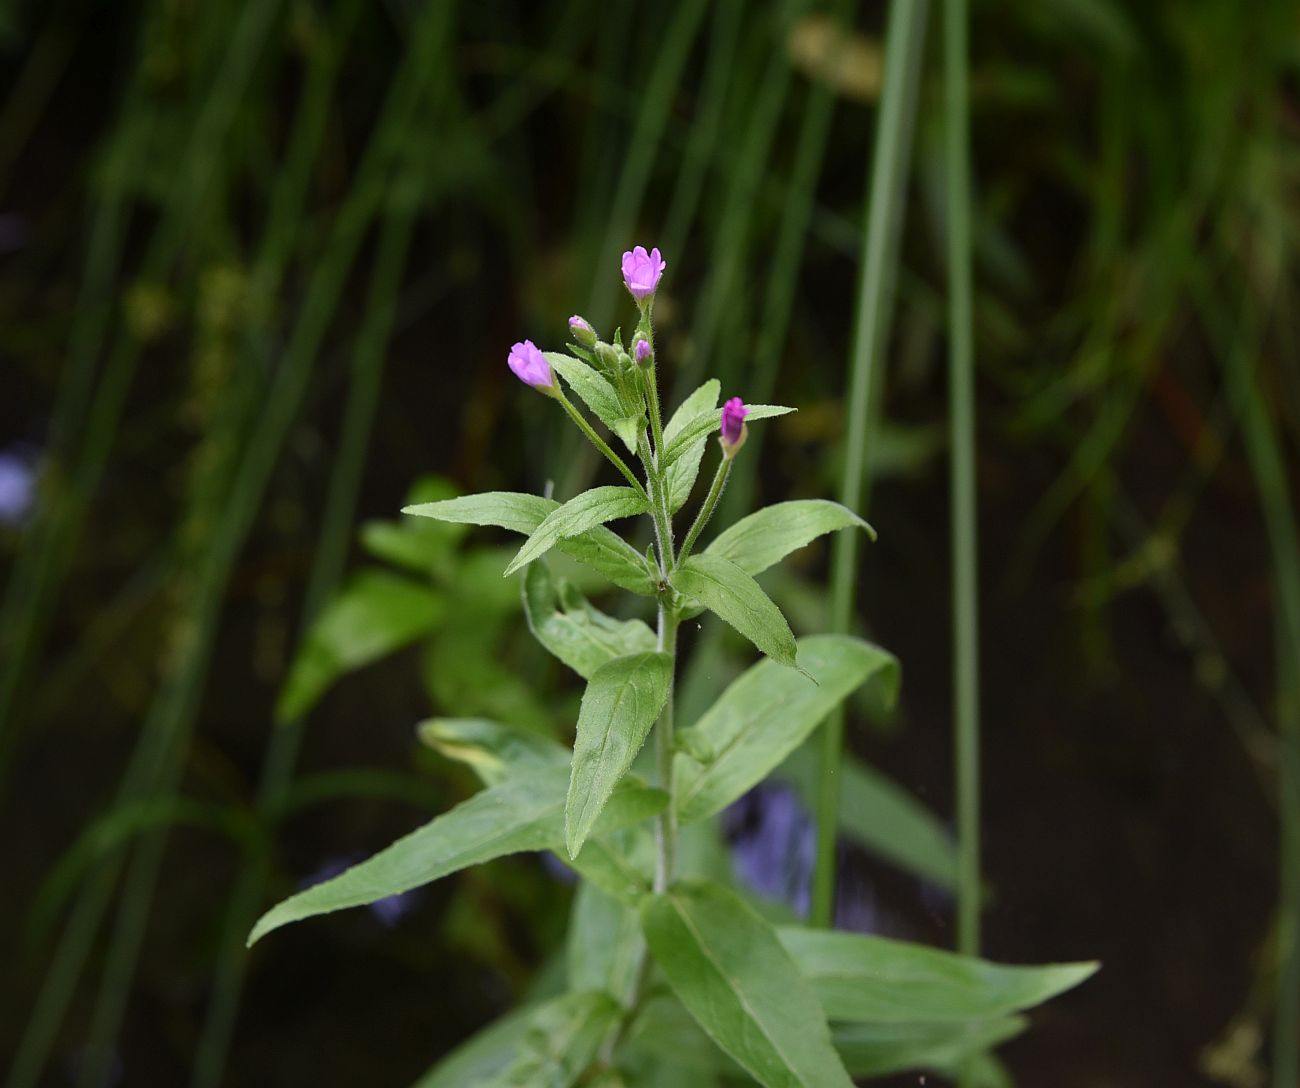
669, 895, 806, 1085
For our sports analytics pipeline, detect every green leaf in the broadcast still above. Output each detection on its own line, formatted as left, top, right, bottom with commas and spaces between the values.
402, 491, 655, 595
505, 487, 648, 577
639, 881, 854, 1088
832, 1019, 1025, 1079
623, 994, 742, 1079
413, 991, 621, 1088
669, 553, 798, 668
706, 500, 876, 576
403, 491, 554, 534
416, 718, 568, 786
566, 881, 645, 1002
248, 766, 665, 945
522, 564, 656, 679
560, 825, 655, 906
546, 352, 644, 452
660, 404, 795, 467
662, 380, 720, 512
778, 746, 957, 889
276, 570, 443, 722
777, 926, 1097, 1023
676, 636, 898, 824
566, 651, 674, 858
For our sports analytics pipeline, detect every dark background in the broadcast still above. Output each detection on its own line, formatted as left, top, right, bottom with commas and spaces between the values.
2, 0, 1297, 1084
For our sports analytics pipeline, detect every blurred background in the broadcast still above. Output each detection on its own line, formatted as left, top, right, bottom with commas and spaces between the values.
2, 0, 1299, 1084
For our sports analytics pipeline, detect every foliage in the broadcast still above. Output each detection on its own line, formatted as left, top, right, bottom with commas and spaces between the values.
248, 253, 1095, 1085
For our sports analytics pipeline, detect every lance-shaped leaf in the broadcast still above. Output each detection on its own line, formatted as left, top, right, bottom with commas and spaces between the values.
248, 765, 665, 946
402, 491, 655, 595
414, 990, 621, 1088
675, 635, 898, 824
669, 553, 798, 669
660, 404, 795, 468
639, 881, 855, 1088
567, 881, 645, 1001
833, 1019, 1025, 1080
276, 570, 443, 723
776, 926, 1098, 1023
560, 824, 655, 906
416, 717, 568, 786
566, 651, 674, 858
706, 499, 876, 576
546, 352, 644, 452
522, 563, 656, 679
662, 379, 720, 512
505, 486, 648, 577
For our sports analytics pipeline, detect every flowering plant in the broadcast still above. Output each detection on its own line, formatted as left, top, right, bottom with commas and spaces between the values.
249, 249, 1094, 1085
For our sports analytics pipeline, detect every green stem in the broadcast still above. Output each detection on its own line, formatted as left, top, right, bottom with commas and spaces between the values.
676, 455, 731, 567
811, 0, 930, 929
944, 0, 981, 963
654, 606, 680, 894
556, 386, 649, 502
639, 429, 676, 575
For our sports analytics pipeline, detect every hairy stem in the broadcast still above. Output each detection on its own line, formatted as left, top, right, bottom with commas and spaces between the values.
654, 605, 680, 894
676, 455, 731, 567
555, 386, 649, 501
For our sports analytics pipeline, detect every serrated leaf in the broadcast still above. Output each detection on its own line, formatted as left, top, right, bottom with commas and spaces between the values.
676, 636, 898, 824
660, 404, 795, 467
505, 487, 648, 576
522, 564, 656, 679
662, 380, 720, 511
545, 352, 622, 426
566, 652, 673, 858
778, 745, 957, 888
414, 991, 621, 1088
416, 718, 568, 786
567, 881, 645, 1001
611, 415, 643, 452
669, 553, 798, 668
403, 491, 553, 534
276, 570, 443, 722
639, 881, 854, 1088
706, 500, 876, 576
402, 491, 655, 595
776, 926, 1097, 1023
248, 766, 665, 945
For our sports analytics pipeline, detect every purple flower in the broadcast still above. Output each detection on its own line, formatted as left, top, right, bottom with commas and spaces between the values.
0, 451, 37, 526
568, 314, 597, 348
720, 396, 749, 447
621, 245, 666, 302
507, 339, 554, 391
724, 783, 815, 917
633, 337, 652, 366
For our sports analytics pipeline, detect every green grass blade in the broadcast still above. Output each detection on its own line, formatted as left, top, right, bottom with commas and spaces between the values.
812, 0, 930, 929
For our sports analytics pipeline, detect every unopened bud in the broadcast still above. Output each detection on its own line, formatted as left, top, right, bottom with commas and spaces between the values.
568, 314, 597, 348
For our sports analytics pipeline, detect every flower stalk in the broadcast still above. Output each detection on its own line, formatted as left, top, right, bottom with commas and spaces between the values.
553, 385, 649, 502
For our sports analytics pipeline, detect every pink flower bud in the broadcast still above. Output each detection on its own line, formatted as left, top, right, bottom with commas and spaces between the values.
719, 396, 749, 456
621, 245, 666, 303
568, 314, 597, 348
633, 337, 652, 366
507, 339, 554, 392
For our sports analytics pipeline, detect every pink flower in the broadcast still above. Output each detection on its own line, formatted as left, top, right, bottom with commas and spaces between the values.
507, 340, 554, 391
633, 337, 652, 366
720, 396, 749, 445
621, 245, 666, 302
568, 315, 597, 347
